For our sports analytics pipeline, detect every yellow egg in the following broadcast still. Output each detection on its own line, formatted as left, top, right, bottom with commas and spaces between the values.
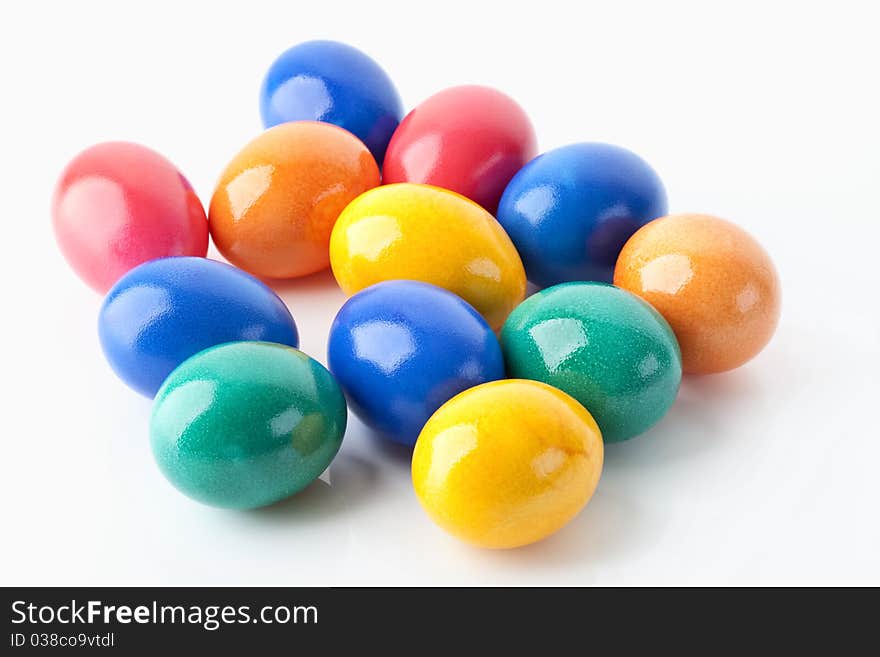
329, 183, 527, 330
412, 379, 604, 549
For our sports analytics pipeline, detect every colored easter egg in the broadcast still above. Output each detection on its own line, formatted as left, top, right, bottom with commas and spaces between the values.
501, 282, 681, 443
151, 342, 346, 509
614, 214, 781, 374
497, 142, 667, 287
260, 40, 403, 165
52, 142, 208, 293
383, 85, 537, 213
209, 121, 380, 279
99, 257, 299, 397
412, 379, 603, 549
328, 281, 505, 446
329, 183, 527, 331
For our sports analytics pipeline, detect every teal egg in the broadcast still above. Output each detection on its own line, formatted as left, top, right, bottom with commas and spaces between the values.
500, 282, 681, 443
150, 342, 346, 509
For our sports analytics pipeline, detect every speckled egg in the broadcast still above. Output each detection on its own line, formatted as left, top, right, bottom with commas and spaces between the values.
614, 213, 781, 374
260, 40, 403, 164
382, 86, 537, 213
328, 281, 504, 446
150, 342, 346, 509
53, 141, 208, 293
329, 183, 527, 331
501, 282, 681, 443
209, 121, 380, 279
99, 257, 299, 397
496, 142, 667, 287
412, 379, 603, 549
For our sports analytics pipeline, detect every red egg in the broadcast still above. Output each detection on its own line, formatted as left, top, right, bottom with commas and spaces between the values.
382, 85, 537, 213
52, 142, 209, 293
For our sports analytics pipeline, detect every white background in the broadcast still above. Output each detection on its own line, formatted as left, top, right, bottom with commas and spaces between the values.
1, 0, 878, 586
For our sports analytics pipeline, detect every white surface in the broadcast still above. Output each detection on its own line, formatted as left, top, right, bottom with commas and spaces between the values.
2, 0, 878, 586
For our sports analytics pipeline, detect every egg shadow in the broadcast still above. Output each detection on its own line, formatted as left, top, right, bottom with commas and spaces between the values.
482, 362, 779, 567
455, 487, 658, 571
256, 268, 347, 360
364, 431, 415, 468
260, 268, 341, 296
322, 450, 384, 504
342, 412, 416, 468
239, 451, 381, 526
602, 365, 766, 470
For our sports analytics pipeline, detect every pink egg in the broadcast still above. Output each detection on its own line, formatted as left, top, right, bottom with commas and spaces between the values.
52, 142, 208, 293
382, 86, 537, 213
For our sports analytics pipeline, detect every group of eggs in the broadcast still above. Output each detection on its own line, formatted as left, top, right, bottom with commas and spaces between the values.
52, 40, 781, 549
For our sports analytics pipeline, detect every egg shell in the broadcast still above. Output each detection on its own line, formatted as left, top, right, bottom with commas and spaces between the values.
99, 257, 299, 397
209, 121, 380, 279
260, 40, 403, 164
412, 379, 603, 549
382, 85, 537, 213
52, 141, 208, 293
501, 282, 682, 443
329, 183, 527, 331
151, 342, 346, 509
614, 213, 781, 374
328, 281, 505, 446
497, 142, 667, 287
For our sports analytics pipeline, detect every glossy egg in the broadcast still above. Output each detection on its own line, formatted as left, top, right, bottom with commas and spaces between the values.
260, 40, 403, 164
614, 213, 781, 374
329, 183, 527, 331
328, 281, 504, 446
209, 121, 380, 279
497, 142, 667, 287
151, 342, 346, 509
383, 85, 537, 213
412, 379, 603, 549
52, 142, 208, 293
501, 282, 682, 443
99, 257, 299, 397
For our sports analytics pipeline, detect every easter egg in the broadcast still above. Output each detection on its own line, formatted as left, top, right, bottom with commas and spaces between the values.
330, 184, 526, 330
260, 40, 403, 164
614, 214, 781, 374
99, 257, 299, 397
501, 282, 681, 443
209, 121, 380, 279
151, 342, 346, 509
412, 379, 603, 549
328, 281, 505, 446
52, 142, 208, 293
497, 142, 667, 287
383, 85, 537, 213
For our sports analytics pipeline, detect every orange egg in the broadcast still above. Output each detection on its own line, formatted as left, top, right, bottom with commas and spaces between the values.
209, 121, 380, 279
614, 214, 780, 374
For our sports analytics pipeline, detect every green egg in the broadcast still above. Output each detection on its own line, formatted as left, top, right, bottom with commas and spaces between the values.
150, 341, 346, 509
500, 282, 682, 443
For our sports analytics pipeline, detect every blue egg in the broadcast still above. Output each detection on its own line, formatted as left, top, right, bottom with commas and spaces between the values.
99, 257, 299, 397
328, 281, 505, 446
497, 143, 667, 287
260, 40, 404, 165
